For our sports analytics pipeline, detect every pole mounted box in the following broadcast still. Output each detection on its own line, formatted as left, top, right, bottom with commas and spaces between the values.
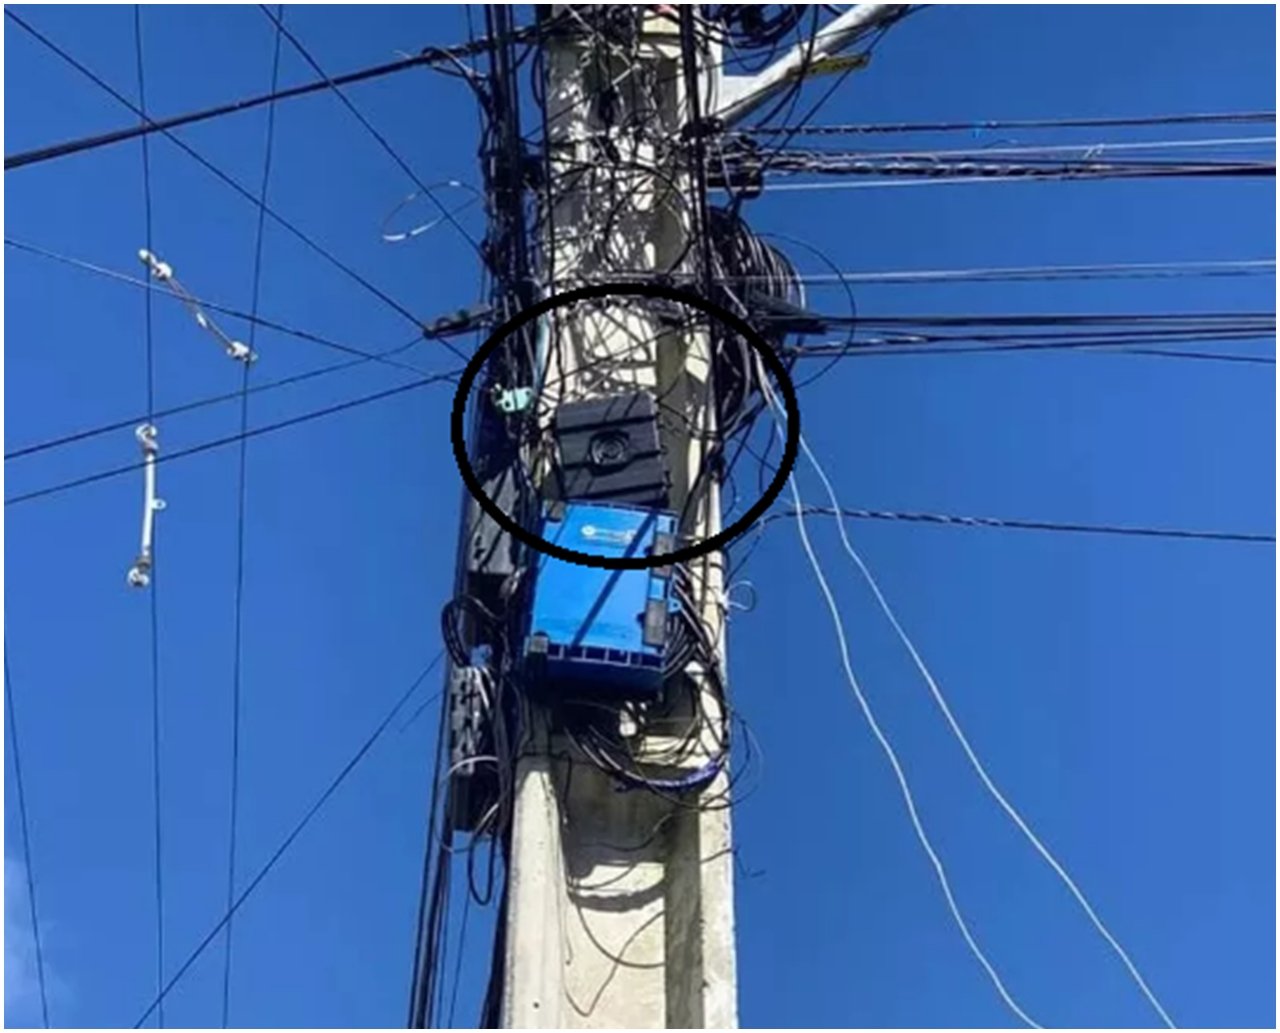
523, 501, 675, 700
551, 390, 670, 508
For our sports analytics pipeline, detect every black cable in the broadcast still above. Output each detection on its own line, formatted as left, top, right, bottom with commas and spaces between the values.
258, 5, 487, 268
407, 699, 454, 1029
753, 156, 1276, 183
791, 337, 1275, 364
5, 366, 461, 507
4, 29, 536, 172
3, 238, 472, 372
760, 505, 1275, 544
130, 650, 446, 1029
133, 11, 166, 1026
5, 336, 427, 463
4, 649, 52, 1029
445, 884, 474, 1028
219, 10, 283, 1026
4, 10, 436, 339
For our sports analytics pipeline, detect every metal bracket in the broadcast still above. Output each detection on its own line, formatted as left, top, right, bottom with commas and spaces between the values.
127, 423, 166, 588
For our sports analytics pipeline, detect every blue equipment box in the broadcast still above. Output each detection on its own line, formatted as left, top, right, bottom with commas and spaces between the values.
524, 502, 675, 699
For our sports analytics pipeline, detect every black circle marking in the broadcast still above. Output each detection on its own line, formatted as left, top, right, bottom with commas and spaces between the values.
449, 282, 799, 570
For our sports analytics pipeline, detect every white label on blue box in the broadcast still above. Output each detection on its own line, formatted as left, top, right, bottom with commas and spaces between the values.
580, 524, 636, 547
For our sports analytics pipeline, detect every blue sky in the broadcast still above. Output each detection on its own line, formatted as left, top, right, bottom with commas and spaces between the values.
3, 5, 1275, 1029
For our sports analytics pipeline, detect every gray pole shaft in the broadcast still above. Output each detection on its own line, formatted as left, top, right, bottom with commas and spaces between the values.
501, 11, 738, 1029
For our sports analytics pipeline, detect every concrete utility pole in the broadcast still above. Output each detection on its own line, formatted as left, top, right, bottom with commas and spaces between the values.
465, 7, 909, 1028
501, 11, 735, 1029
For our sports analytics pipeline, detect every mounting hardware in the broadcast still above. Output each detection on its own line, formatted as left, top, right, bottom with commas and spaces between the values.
127, 424, 166, 588
493, 385, 534, 414
139, 248, 256, 363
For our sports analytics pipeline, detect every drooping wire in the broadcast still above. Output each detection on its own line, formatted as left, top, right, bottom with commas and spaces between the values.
133, 9, 166, 1026
4, 647, 52, 1029
795, 441, 1178, 1028
758, 375, 1042, 1028
131, 650, 446, 1029
219, 8, 284, 1026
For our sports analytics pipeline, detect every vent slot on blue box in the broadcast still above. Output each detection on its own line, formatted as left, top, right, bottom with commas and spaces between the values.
523, 501, 675, 700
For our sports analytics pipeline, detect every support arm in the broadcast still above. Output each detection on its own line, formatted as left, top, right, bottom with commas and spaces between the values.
713, 4, 911, 127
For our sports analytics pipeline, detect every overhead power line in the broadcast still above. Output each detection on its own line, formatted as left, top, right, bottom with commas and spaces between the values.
774, 309, 1277, 364
131, 10, 167, 1027
786, 258, 1276, 287
130, 650, 446, 1029
5, 367, 462, 508
760, 505, 1275, 544
221, 9, 285, 1024
748, 110, 1277, 135
759, 157, 1276, 185
759, 159, 1276, 190
781, 135, 1276, 162
3, 238, 470, 373
3, 10, 442, 343
257, 5, 487, 265
799, 340, 1276, 364
4, 28, 534, 171
3, 336, 428, 463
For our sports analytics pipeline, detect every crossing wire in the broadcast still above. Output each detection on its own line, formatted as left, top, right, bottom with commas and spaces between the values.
3, 9, 438, 343
220, 8, 284, 1026
1, 238, 463, 374
131, 651, 446, 1029
4, 29, 535, 171
133, 9, 166, 1026
4, 367, 463, 508
3, 336, 431, 463
258, 5, 488, 269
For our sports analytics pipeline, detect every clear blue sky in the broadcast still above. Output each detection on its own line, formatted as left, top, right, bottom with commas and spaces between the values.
3, 5, 1274, 1029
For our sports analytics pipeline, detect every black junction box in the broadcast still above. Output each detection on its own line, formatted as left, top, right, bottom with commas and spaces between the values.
551, 390, 670, 508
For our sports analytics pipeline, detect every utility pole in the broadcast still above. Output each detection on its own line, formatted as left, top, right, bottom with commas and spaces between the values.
416, 7, 910, 1029
501, 9, 735, 1028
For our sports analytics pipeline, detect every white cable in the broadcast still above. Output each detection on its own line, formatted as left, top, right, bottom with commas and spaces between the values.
797, 433, 1178, 1029
757, 373, 1042, 1028
823, 134, 1276, 162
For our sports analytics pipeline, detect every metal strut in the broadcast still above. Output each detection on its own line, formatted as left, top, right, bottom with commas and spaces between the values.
127, 423, 166, 588
139, 248, 255, 363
